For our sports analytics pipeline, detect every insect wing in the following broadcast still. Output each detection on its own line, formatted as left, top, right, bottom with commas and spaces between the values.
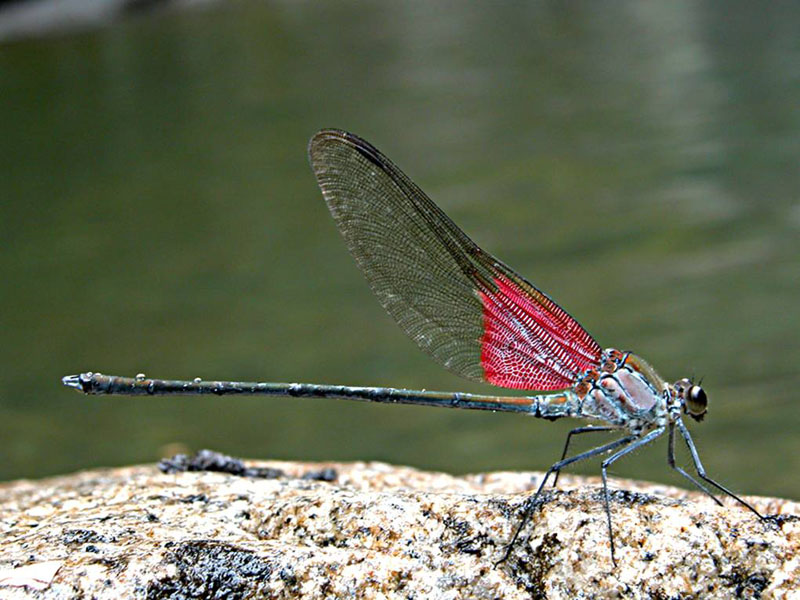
309, 130, 601, 390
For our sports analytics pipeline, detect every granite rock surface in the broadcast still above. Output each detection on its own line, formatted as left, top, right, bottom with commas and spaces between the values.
1, 454, 797, 599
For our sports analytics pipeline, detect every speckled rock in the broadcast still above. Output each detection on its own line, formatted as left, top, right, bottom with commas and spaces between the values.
1, 455, 797, 599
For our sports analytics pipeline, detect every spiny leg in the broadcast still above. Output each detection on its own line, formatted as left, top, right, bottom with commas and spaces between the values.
676, 420, 764, 518
496, 433, 637, 566
600, 427, 664, 566
667, 422, 722, 505
553, 426, 619, 487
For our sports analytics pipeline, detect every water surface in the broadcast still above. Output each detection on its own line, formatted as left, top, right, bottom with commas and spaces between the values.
1, 2, 798, 499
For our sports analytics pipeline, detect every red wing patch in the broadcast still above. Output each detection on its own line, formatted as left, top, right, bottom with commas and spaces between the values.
480, 276, 602, 390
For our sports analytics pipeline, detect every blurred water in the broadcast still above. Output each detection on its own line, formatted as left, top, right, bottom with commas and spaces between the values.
1, 2, 798, 499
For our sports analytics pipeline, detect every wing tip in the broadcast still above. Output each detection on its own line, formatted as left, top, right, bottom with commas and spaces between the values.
309, 128, 351, 156
308, 128, 381, 166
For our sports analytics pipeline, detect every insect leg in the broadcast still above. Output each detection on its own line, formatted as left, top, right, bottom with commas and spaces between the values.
676, 419, 764, 518
667, 422, 722, 505
553, 426, 618, 487
600, 427, 664, 565
496, 433, 637, 566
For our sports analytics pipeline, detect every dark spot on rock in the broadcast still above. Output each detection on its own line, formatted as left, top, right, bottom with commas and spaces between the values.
765, 514, 799, 528
85, 544, 100, 553
506, 532, 561, 600
159, 449, 285, 479
443, 517, 471, 538
180, 494, 208, 504
158, 454, 192, 474
301, 467, 338, 482
720, 568, 770, 599
485, 498, 515, 520
454, 534, 489, 555
278, 568, 297, 585
146, 541, 273, 600
160, 449, 246, 475
93, 557, 121, 569
278, 567, 301, 595
320, 579, 334, 596
603, 489, 659, 506
441, 516, 492, 555
242, 467, 284, 479
643, 589, 670, 600
63, 529, 107, 545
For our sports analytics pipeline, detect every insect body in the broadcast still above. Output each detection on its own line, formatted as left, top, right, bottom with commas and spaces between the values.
64, 129, 764, 564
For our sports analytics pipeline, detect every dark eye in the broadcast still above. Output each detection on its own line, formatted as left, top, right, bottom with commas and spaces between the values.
687, 385, 708, 418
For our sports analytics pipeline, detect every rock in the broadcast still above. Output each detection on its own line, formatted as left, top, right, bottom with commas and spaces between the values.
0, 454, 797, 599
0, 0, 210, 42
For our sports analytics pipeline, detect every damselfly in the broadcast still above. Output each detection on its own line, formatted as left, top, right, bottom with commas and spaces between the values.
63, 129, 765, 564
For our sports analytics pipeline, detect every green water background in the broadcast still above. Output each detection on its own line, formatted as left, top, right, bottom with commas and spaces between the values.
2, 2, 798, 499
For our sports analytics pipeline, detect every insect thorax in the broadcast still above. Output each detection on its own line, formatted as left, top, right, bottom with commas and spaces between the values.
573, 349, 669, 431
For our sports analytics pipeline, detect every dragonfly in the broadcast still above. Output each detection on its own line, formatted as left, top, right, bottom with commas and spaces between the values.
63, 128, 766, 565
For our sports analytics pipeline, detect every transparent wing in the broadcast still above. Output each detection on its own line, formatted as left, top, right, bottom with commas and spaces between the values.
309, 129, 601, 390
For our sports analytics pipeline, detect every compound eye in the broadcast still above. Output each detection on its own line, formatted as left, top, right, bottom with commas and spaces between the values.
686, 385, 708, 420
